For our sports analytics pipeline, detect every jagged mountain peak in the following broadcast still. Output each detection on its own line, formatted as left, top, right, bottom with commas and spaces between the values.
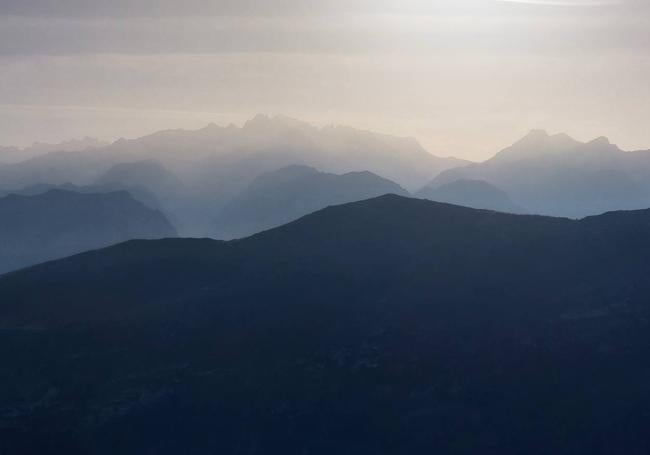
243, 114, 315, 132
588, 136, 612, 147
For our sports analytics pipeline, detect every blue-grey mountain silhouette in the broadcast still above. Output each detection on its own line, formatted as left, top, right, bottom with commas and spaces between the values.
2, 195, 650, 453
0, 137, 107, 164
94, 160, 187, 224
0, 116, 467, 236
214, 165, 409, 238
432, 130, 650, 217
417, 178, 525, 213
96, 160, 182, 196
0, 189, 177, 274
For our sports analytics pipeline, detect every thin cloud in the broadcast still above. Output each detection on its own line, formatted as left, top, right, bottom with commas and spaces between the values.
500, 0, 622, 4
0, 0, 642, 17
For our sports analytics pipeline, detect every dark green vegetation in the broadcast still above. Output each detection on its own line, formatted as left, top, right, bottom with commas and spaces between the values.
0, 189, 177, 274
2, 195, 650, 454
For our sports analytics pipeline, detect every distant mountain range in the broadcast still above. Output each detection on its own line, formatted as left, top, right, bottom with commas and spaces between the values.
2, 195, 650, 453
0, 137, 107, 164
104, 114, 467, 192
417, 178, 525, 214
0, 149, 122, 189
2, 121, 650, 236
0, 115, 465, 192
0, 189, 177, 274
0, 115, 468, 236
430, 130, 650, 217
96, 160, 182, 196
214, 165, 409, 238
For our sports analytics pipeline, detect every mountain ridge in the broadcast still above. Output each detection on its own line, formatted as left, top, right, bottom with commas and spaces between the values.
2, 194, 650, 453
416, 179, 526, 214
213, 165, 409, 238
0, 189, 177, 274
429, 131, 650, 217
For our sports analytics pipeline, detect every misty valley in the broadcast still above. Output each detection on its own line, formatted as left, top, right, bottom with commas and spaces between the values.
1, 116, 650, 453
3, 116, 650, 273
6, 0, 650, 449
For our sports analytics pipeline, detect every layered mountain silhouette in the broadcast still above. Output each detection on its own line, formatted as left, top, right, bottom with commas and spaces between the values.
5, 124, 650, 224
106, 114, 466, 191
214, 165, 409, 238
0, 116, 467, 236
96, 160, 182, 196
0, 182, 90, 198
0, 115, 464, 193
0, 189, 177, 274
0, 149, 125, 189
417, 178, 525, 213
2, 195, 650, 453
0, 181, 166, 220
94, 159, 184, 217
0, 137, 107, 164
432, 130, 650, 217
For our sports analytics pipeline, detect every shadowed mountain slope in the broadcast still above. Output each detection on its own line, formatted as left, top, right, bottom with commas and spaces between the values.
417, 179, 525, 214
0, 116, 467, 236
214, 165, 409, 238
1, 195, 650, 453
432, 130, 650, 217
94, 160, 189, 228
0, 189, 177, 274
96, 160, 182, 196
0, 138, 107, 165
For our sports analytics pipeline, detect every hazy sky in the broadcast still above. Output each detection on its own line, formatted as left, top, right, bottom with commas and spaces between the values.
1, 0, 649, 159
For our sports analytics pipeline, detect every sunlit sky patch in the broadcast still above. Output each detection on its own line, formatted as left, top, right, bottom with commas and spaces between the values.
0, 0, 648, 159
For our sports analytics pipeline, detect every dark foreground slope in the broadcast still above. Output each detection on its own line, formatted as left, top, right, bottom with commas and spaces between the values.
1, 195, 650, 454
0, 189, 177, 274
